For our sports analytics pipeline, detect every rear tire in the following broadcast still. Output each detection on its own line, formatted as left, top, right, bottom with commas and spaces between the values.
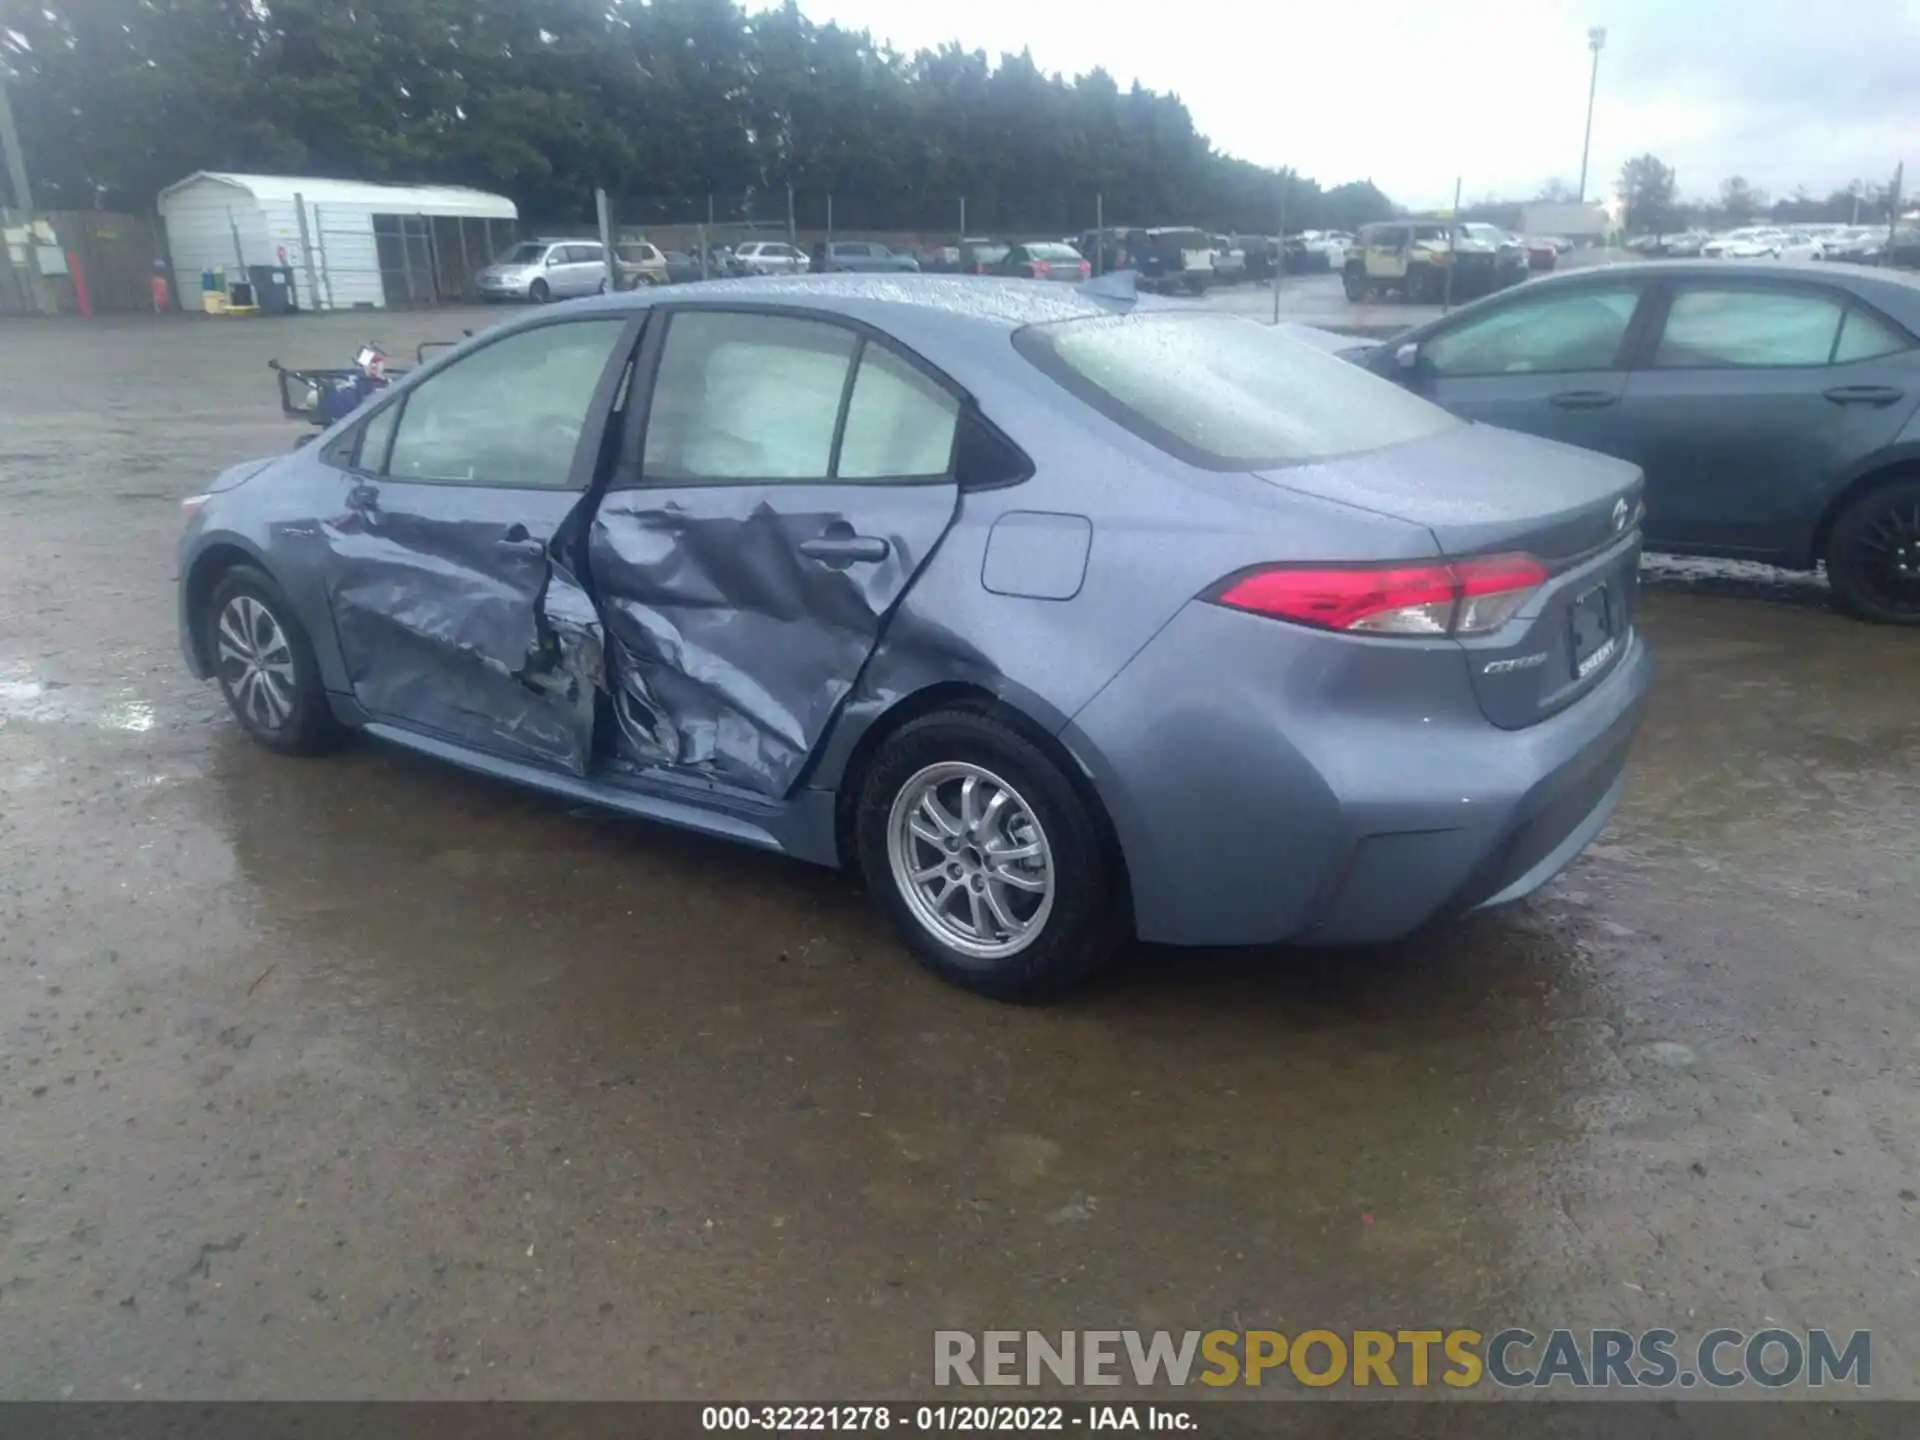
855, 710, 1126, 1000
1826, 478, 1920, 626
202, 565, 346, 755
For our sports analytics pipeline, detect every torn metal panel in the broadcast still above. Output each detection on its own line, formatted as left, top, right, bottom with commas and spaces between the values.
322, 489, 603, 775
589, 484, 958, 796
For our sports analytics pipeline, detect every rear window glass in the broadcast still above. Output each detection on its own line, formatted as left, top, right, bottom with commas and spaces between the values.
1026, 244, 1082, 260
1016, 313, 1459, 469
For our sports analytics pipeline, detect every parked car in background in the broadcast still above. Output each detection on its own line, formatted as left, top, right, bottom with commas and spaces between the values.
957, 238, 1012, 275
1112, 227, 1215, 293
661, 250, 705, 284
820, 241, 921, 274
918, 244, 963, 273
1360, 261, 1920, 624
474, 239, 610, 303
1343, 221, 1526, 303
178, 277, 1652, 999
1209, 235, 1247, 282
1702, 229, 1783, 259
730, 240, 812, 276
1523, 236, 1559, 272
614, 240, 669, 288
992, 241, 1091, 283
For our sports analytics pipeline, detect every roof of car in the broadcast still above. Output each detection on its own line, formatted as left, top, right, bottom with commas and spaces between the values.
1526, 258, 1920, 288
1449, 259, 1920, 332
597, 273, 1116, 329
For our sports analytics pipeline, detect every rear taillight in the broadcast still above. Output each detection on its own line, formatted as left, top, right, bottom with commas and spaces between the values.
1212, 554, 1547, 637
1078, 261, 1091, 278
1032, 261, 1053, 277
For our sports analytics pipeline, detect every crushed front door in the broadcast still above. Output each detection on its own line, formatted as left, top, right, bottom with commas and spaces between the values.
321, 314, 640, 774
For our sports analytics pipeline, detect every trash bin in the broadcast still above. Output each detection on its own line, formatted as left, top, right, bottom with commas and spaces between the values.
248, 265, 296, 315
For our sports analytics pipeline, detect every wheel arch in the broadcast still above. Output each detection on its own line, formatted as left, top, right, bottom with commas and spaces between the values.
183, 538, 273, 672
827, 680, 1134, 912
1809, 452, 1920, 569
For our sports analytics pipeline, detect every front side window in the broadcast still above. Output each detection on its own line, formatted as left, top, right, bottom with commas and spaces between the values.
1424, 285, 1642, 377
1653, 286, 1846, 368
384, 319, 628, 488
1016, 312, 1458, 469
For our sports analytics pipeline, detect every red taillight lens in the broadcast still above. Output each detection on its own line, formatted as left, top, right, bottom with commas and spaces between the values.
1078, 261, 1091, 277
1213, 555, 1548, 637
1032, 261, 1053, 277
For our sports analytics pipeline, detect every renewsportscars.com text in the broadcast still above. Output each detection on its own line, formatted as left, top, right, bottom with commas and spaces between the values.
934, 1327, 1871, 1390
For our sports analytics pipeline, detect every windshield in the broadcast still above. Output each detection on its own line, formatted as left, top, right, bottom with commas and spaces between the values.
1015, 313, 1459, 469
1459, 224, 1505, 244
500, 243, 547, 265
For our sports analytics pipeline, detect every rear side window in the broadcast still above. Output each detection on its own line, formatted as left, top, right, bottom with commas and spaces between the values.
642, 311, 960, 484
838, 345, 960, 479
644, 312, 855, 481
1016, 312, 1458, 469
1653, 286, 1844, 368
1832, 306, 1912, 363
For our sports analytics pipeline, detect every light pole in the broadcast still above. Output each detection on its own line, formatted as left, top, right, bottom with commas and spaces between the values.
1576, 26, 1606, 204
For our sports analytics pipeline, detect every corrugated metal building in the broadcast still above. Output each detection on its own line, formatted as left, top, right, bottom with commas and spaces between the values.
157, 172, 518, 310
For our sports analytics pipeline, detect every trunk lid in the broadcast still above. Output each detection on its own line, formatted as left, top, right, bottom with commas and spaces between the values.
1254, 422, 1645, 728
1253, 421, 1642, 562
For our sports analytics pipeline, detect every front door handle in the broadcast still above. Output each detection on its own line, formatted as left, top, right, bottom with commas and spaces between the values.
798, 533, 890, 566
1549, 389, 1620, 410
1822, 385, 1905, 407
497, 523, 546, 556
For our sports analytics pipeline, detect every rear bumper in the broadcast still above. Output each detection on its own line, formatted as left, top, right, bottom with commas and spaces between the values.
1061, 601, 1655, 948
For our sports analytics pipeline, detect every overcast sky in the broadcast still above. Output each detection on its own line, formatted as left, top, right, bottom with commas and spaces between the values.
779, 0, 1918, 210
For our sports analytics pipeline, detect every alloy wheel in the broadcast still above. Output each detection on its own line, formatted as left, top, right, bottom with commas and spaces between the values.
215, 594, 298, 732
1845, 496, 1920, 618
887, 762, 1055, 960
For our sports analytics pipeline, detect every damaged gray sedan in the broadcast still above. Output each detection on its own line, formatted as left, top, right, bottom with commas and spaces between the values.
179, 276, 1652, 997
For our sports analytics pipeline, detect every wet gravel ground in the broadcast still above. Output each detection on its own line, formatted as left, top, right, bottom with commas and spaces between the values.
1, 310, 1916, 1402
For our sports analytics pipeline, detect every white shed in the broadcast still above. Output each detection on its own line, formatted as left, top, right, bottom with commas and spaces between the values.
157, 172, 519, 311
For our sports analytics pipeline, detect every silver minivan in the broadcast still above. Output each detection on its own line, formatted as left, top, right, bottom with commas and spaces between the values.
474, 240, 610, 303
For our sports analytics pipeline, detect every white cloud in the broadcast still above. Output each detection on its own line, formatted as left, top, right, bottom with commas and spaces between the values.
774, 0, 1917, 208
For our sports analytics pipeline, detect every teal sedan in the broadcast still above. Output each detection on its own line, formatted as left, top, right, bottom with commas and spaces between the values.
1367, 261, 1920, 624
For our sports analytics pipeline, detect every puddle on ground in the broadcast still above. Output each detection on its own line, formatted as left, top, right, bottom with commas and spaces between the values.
1639, 553, 1831, 608
0, 660, 157, 733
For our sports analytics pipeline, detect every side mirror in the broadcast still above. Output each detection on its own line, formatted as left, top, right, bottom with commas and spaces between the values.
1395, 341, 1420, 371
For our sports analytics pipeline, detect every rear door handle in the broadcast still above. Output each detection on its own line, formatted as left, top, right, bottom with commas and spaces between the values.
798, 534, 890, 565
1549, 390, 1620, 410
1822, 385, 1905, 407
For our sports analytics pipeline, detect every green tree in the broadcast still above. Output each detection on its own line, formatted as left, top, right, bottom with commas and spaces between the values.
1, 0, 1399, 229
1618, 153, 1679, 237
1718, 175, 1767, 225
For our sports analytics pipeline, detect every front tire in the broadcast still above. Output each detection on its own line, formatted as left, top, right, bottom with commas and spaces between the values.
528, 278, 551, 304
203, 566, 345, 755
1342, 270, 1367, 301
1826, 478, 1920, 625
855, 710, 1125, 999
